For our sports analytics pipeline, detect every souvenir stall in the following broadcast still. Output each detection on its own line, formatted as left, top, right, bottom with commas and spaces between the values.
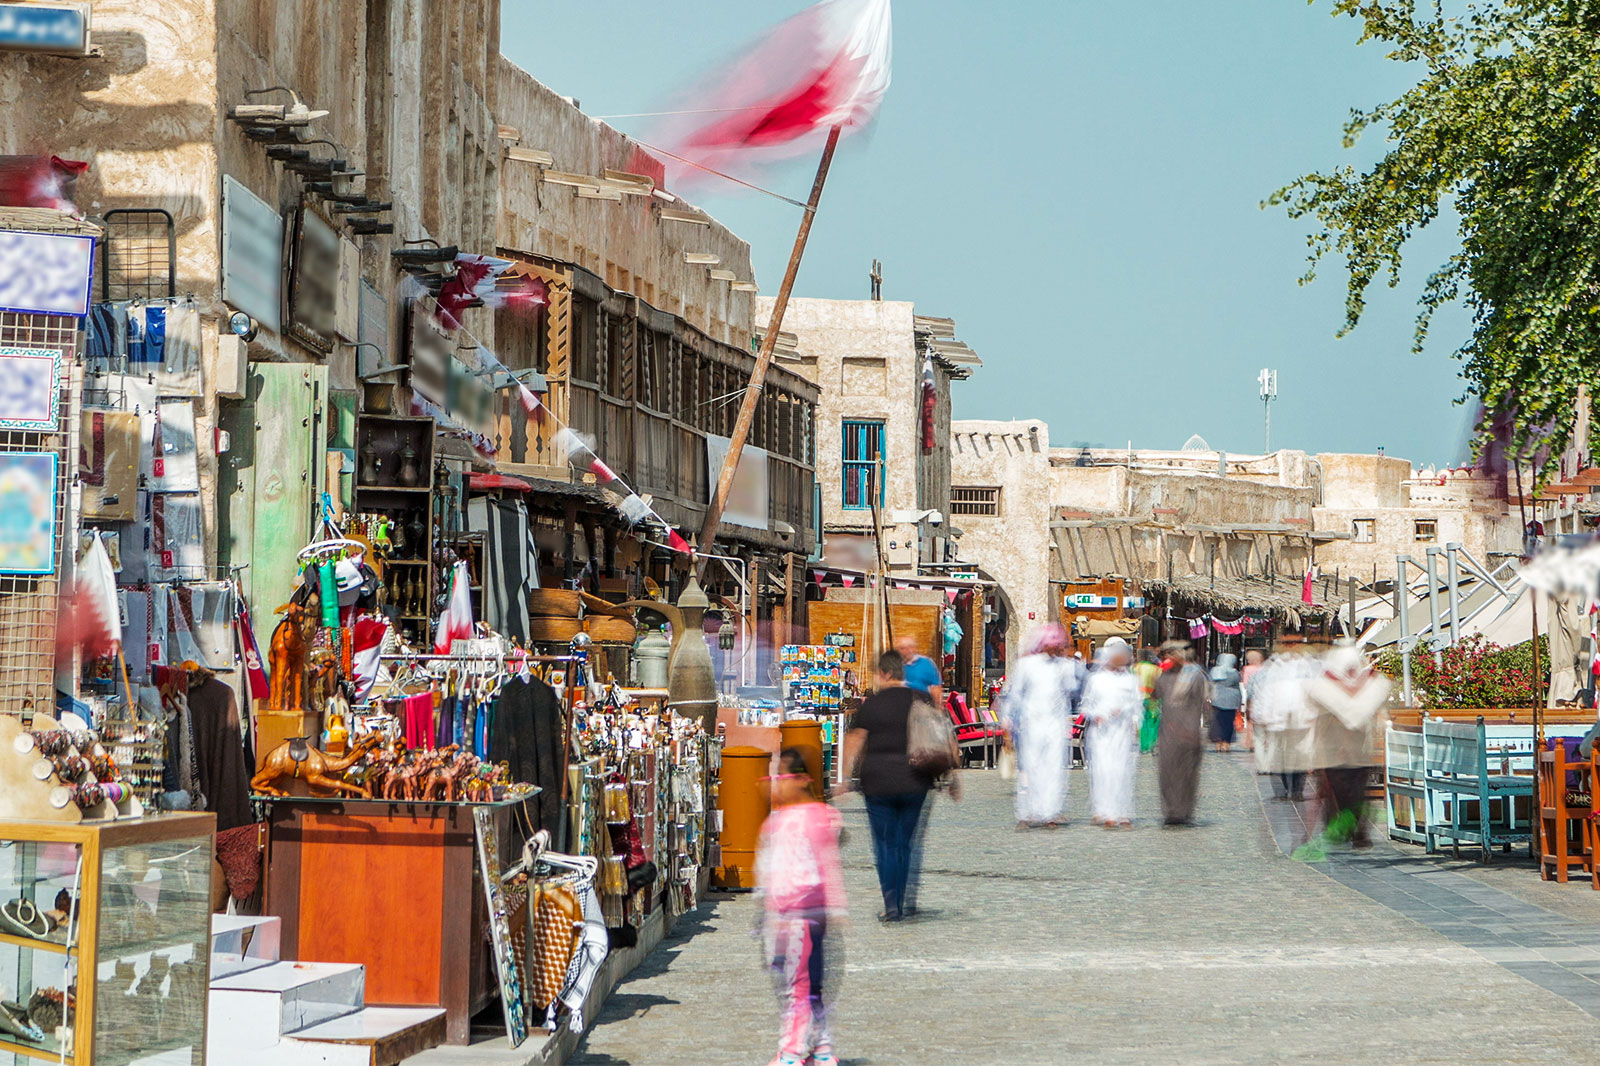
566, 686, 722, 946
0, 212, 217, 1066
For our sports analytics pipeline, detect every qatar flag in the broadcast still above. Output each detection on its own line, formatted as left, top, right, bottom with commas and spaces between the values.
66, 533, 121, 660
660, 0, 892, 175
434, 562, 475, 655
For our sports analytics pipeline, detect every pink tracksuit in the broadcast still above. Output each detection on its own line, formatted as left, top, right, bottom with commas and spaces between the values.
756, 801, 847, 1059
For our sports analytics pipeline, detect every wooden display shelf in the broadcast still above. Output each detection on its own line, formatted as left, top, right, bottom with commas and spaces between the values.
0, 1033, 65, 1063
0, 929, 71, 955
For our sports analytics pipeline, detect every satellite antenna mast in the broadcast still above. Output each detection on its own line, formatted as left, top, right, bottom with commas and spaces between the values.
1258, 368, 1278, 453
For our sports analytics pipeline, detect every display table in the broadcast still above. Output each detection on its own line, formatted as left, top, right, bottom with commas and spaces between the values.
261, 795, 535, 1045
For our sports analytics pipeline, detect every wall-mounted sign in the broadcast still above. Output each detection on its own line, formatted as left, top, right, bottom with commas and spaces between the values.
0, 230, 93, 317
286, 200, 338, 353
1065, 594, 1119, 609
0, 347, 60, 429
220, 176, 282, 336
706, 435, 769, 530
0, 452, 57, 574
0, 3, 89, 54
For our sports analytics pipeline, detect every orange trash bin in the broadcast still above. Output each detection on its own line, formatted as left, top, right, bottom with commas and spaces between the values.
714, 745, 772, 890
779, 718, 825, 798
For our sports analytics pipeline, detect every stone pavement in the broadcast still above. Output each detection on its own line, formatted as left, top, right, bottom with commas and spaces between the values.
572, 752, 1600, 1065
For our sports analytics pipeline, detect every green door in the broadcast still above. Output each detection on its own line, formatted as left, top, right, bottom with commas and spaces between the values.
220, 362, 328, 631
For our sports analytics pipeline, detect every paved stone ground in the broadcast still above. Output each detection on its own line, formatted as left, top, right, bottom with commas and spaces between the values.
572, 753, 1600, 1065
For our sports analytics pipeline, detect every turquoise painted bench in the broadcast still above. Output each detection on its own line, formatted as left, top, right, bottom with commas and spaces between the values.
1422, 716, 1534, 863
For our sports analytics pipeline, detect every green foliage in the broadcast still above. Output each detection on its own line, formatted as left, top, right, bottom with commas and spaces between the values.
1373, 632, 1548, 707
1269, 1, 1600, 462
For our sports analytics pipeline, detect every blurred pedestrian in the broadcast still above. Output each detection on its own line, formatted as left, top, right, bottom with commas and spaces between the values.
1133, 650, 1162, 754
1304, 645, 1390, 855
1155, 641, 1209, 826
841, 651, 939, 922
756, 748, 846, 1066
1252, 652, 1318, 801
895, 635, 944, 711
1239, 648, 1266, 752
1208, 652, 1242, 753
1001, 623, 1085, 829
1082, 639, 1142, 827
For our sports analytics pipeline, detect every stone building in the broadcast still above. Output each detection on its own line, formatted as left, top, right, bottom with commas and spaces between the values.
0, 2, 819, 687
756, 296, 979, 575
950, 437, 1349, 672
1312, 453, 1521, 581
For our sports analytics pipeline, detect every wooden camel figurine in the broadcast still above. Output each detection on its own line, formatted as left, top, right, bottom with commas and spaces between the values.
267, 598, 317, 713
251, 733, 383, 798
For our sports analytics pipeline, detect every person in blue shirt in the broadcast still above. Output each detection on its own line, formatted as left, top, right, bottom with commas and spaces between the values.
895, 636, 944, 712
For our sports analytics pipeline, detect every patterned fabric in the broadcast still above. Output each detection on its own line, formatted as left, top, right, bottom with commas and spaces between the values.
526, 880, 583, 1009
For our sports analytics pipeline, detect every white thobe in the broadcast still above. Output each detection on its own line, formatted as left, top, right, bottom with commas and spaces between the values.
1002, 654, 1082, 823
1082, 668, 1142, 823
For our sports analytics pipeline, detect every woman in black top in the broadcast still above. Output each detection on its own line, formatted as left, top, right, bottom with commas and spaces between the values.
842, 650, 956, 921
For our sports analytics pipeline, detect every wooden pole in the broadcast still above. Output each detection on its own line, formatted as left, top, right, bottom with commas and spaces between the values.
698, 126, 843, 555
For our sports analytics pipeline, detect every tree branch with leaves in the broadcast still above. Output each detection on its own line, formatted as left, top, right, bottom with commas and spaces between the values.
1268, 0, 1600, 466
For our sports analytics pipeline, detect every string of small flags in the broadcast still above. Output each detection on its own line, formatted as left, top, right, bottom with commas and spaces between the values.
1188, 613, 1273, 638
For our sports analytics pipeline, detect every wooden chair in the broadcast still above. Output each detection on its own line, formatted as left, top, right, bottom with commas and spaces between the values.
1539, 738, 1593, 884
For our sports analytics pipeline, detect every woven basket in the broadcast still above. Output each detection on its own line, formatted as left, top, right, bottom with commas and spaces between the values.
526, 588, 582, 618
585, 616, 638, 644
526, 616, 583, 643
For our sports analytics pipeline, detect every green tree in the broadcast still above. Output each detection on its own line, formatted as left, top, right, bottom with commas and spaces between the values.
1270, 0, 1600, 461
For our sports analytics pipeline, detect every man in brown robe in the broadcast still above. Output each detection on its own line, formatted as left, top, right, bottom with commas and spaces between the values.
1153, 641, 1210, 826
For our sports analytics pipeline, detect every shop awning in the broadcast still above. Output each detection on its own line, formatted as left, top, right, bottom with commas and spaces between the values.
468, 473, 533, 493
1145, 573, 1344, 621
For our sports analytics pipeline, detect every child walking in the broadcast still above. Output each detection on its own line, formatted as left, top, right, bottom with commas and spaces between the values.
755, 748, 847, 1066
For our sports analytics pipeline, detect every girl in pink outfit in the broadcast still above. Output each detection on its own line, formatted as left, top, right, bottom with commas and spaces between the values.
755, 748, 847, 1066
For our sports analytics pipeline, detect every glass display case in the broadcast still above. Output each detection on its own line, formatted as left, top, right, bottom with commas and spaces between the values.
0, 813, 214, 1065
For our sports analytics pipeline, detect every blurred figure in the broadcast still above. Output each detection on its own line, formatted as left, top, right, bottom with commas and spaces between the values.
1239, 648, 1266, 752
1208, 652, 1243, 753
1001, 623, 1085, 829
756, 748, 846, 1066
1155, 641, 1210, 826
895, 634, 944, 711
1082, 639, 1142, 827
841, 651, 937, 922
1304, 645, 1390, 854
1252, 652, 1319, 801
1133, 650, 1162, 754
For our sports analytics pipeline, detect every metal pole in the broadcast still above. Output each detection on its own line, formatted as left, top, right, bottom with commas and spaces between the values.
1348, 575, 1357, 640
1424, 547, 1443, 666
1397, 554, 1414, 706
1444, 541, 1462, 647
699, 125, 842, 554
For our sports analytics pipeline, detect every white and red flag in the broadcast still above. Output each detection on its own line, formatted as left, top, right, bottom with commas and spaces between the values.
659, 0, 892, 175
434, 562, 475, 655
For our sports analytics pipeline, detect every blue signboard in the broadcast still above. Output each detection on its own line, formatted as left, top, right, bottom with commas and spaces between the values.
0, 4, 88, 54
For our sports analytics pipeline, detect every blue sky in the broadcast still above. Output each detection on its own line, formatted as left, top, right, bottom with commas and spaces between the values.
502, 1, 1475, 466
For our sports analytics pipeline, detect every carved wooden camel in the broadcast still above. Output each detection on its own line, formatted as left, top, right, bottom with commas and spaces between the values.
250, 733, 383, 798
267, 598, 317, 714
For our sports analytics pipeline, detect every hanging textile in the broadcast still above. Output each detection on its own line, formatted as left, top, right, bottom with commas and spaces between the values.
550, 879, 607, 1032
491, 676, 566, 839
525, 879, 583, 1010
468, 495, 533, 643
150, 398, 200, 492
150, 494, 204, 581
188, 675, 253, 832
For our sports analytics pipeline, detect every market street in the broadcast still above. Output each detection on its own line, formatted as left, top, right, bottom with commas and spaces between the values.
574, 758, 1600, 1065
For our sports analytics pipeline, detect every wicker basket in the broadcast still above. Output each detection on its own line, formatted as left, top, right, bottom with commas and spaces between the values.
526, 588, 582, 618
526, 616, 584, 643
584, 616, 638, 644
